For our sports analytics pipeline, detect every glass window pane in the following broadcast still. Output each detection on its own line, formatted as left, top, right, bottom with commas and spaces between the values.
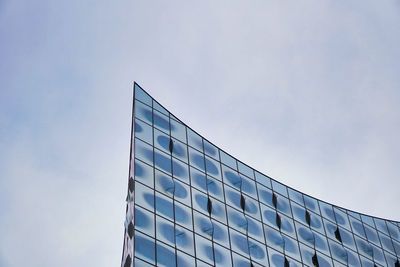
238, 161, 254, 179
135, 84, 152, 106
135, 205, 155, 237
187, 128, 203, 151
220, 150, 237, 170
135, 159, 154, 188
153, 109, 170, 133
156, 241, 176, 267
135, 231, 155, 264
170, 118, 187, 144
203, 139, 218, 160
135, 118, 153, 145
272, 180, 288, 197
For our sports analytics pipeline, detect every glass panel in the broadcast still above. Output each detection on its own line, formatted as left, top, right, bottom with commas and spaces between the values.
349, 216, 366, 238
155, 192, 173, 220
230, 228, 249, 257
271, 180, 288, 197
220, 150, 237, 170
205, 155, 221, 180
212, 219, 229, 247
237, 161, 254, 179
156, 215, 175, 246
364, 224, 379, 245
333, 207, 351, 230
187, 128, 203, 151
175, 225, 194, 255
135, 100, 153, 125
189, 147, 204, 172
304, 195, 319, 214
214, 242, 232, 267
288, 188, 304, 206
360, 215, 374, 227
153, 109, 170, 133
203, 139, 218, 160
175, 201, 192, 228
241, 175, 256, 196
249, 238, 267, 264
135, 118, 153, 145
135, 205, 155, 237
255, 171, 271, 188
170, 118, 187, 144
319, 201, 336, 222
135, 138, 154, 166
135, 159, 154, 188
171, 139, 188, 163
153, 100, 169, 116
135, 181, 154, 211
135, 84, 152, 106
135, 257, 154, 267
172, 158, 189, 184
135, 231, 155, 264
156, 241, 176, 267
222, 165, 241, 191
195, 234, 214, 265
177, 250, 195, 267
374, 218, 389, 235
154, 148, 171, 175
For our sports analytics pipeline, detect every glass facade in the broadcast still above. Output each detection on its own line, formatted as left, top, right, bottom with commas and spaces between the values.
122, 83, 400, 267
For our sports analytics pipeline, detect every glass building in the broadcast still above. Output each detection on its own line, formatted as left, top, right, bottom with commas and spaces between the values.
121, 83, 400, 267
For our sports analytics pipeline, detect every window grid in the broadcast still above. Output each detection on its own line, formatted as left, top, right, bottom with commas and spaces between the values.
123, 84, 400, 267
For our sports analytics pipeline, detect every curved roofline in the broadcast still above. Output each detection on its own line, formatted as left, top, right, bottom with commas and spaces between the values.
133, 81, 399, 224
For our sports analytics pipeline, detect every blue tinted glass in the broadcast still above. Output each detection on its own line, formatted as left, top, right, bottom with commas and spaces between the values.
135, 206, 155, 237
214, 242, 232, 267
288, 188, 304, 205
135, 84, 152, 106
374, 218, 389, 235
135, 181, 154, 211
135, 231, 155, 264
230, 229, 249, 256
241, 175, 256, 195
220, 150, 237, 170
156, 241, 176, 267
203, 139, 218, 160
189, 147, 204, 172
272, 180, 288, 197
195, 234, 214, 265
177, 250, 195, 267
255, 171, 271, 188
174, 201, 192, 226
172, 158, 189, 183
154, 149, 171, 174
155, 192, 173, 220
153, 100, 168, 116
187, 128, 203, 151
361, 215, 374, 227
135, 138, 154, 166
237, 161, 254, 179
205, 156, 221, 180
175, 225, 194, 254
153, 109, 170, 133
135, 159, 154, 187
170, 118, 187, 144
135, 100, 153, 124
135, 118, 153, 145
303, 195, 319, 214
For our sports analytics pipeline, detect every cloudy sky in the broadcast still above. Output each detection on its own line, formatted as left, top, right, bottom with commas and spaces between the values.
1, 0, 400, 266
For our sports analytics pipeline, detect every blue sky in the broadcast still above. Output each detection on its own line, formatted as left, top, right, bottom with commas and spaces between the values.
1, 0, 400, 266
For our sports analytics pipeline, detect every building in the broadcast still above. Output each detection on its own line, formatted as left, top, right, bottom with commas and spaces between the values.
121, 83, 400, 267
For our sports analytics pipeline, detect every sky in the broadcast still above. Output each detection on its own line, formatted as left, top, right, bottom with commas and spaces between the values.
1, 0, 400, 266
